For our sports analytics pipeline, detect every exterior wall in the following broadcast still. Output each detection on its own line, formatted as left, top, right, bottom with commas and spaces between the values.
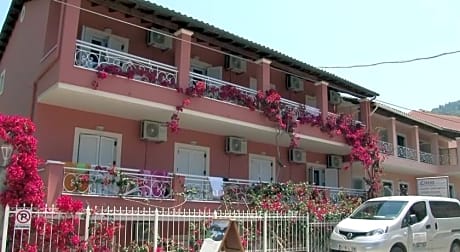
78, 1, 175, 66
0, 0, 51, 116
35, 104, 312, 182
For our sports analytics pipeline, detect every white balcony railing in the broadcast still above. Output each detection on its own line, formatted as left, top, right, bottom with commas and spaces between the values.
74, 40, 178, 88
419, 151, 434, 164
177, 173, 366, 203
189, 72, 320, 117
63, 166, 173, 199
377, 140, 394, 155
397, 145, 418, 161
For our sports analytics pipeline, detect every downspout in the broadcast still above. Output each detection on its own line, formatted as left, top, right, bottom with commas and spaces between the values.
30, 1, 65, 121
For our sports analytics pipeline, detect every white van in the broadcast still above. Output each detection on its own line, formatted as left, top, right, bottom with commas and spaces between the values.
330, 196, 460, 252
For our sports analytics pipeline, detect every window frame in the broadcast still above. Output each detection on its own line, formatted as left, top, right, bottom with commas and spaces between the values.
72, 127, 122, 166
173, 143, 210, 176
0, 69, 5, 95
249, 154, 276, 183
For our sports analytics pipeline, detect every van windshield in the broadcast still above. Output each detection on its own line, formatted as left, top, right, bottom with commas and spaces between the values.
350, 201, 408, 220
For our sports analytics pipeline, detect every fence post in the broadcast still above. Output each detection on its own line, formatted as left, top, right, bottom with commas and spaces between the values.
84, 206, 91, 241
1, 205, 10, 252
153, 208, 159, 251
263, 211, 267, 252
306, 213, 310, 252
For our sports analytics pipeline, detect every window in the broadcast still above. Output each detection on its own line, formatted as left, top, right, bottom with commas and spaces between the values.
450, 184, 456, 198
249, 154, 275, 183
378, 129, 388, 142
406, 201, 427, 223
429, 201, 460, 218
382, 181, 393, 196
353, 177, 365, 190
72, 128, 122, 166
309, 168, 325, 186
0, 69, 5, 95
399, 182, 408, 196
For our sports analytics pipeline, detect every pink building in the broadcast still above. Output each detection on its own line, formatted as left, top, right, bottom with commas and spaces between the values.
0, 0, 458, 208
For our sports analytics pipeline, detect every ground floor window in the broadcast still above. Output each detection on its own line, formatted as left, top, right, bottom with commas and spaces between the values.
72, 128, 122, 166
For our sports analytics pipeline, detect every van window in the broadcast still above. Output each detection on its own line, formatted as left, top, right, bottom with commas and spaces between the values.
407, 201, 427, 222
429, 201, 460, 218
350, 200, 408, 220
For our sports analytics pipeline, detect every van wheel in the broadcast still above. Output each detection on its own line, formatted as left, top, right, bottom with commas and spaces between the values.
390, 244, 405, 252
451, 242, 460, 252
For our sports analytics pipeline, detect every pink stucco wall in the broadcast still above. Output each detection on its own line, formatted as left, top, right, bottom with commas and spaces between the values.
35, 104, 313, 182
0, 0, 51, 116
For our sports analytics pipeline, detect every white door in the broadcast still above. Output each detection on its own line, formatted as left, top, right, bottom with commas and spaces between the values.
77, 133, 117, 166
249, 156, 274, 183
325, 168, 339, 187
175, 147, 208, 199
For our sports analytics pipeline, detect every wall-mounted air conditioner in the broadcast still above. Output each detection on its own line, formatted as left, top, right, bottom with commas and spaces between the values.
288, 148, 306, 164
140, 120, 167, 142
147, 28, 172, 50
225, 136, 247, 155
327, 154, 343, 169
224, 55, 247, 74
329, 90, 343, 105
286, 75, 304, 92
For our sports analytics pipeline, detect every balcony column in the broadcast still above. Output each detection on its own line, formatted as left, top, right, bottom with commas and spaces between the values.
174, 29, 194, 91
412, 125, 420, 161
59, 0, 81, 79
387, 117, 397, 156
359, 98, 371, 131
315, 81, 329, 123
431, 133, 440, 165
255, 58, 271, 91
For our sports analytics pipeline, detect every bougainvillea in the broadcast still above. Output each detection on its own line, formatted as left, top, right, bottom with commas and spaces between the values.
0, 114, 45, 207
92, 67, 383, 197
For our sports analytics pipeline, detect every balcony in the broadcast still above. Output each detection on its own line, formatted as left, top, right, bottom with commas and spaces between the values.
74, 40, 178, 88
397, 145, 418, 161
377, 140, 394, 155
48, 163, 366, 206
419, 151, 434, 164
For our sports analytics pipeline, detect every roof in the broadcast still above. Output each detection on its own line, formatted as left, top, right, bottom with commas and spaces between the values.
409, 110, 460, 133
0, 0, 379, 98
368, 195, 459, 203
373, 102, 460, 139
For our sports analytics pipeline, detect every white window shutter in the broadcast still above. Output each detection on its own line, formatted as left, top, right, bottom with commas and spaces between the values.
249, 77, 257, 90
77, 134, 100, 165
325, 168, 338, 187
206, 66, 223, 80
108, 36, 128, 52
99, 136, 117, 166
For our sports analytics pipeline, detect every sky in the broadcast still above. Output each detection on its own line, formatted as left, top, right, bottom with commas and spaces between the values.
1, 0, 459, 111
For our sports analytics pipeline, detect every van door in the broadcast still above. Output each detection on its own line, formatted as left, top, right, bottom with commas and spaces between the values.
428, 200, 460, 252
403, 201, 433, 251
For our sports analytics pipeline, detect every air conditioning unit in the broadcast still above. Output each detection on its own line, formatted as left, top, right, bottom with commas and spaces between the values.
225, 136, 247, 155
140, 120, 167, 142
286, 75, 304, 92
288, 148, 306, 164
329, 90, 343, 105
224, 55, 247, 74
327, 154, 343, 169
147, 28, 172, 50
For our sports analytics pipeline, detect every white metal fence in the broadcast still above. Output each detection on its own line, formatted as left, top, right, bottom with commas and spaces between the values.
1, 205, 338, 252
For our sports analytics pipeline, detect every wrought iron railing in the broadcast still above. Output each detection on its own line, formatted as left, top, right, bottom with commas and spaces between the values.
177, 173, 366, 203
377, 140, 394, 155
397, 145, 418, 160
419, 151, 434, 164
63, 166, 173, 199
74, 40, 178, 87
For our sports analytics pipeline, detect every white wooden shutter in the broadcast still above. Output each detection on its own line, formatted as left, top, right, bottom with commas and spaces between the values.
206, 66, 223, 80
249, 77, 257, 90
249, 157, 273, 182
189, 149, 206, 176
77, 134, 100, 165
325, 168, 338, 187
108, 36, 128, 52
99, 136, 117, 166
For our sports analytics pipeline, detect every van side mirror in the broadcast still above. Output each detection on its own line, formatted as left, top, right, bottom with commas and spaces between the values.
409, 214, 418, 225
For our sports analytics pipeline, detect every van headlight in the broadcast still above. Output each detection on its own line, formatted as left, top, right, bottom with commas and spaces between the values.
366, 228, 386, 236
